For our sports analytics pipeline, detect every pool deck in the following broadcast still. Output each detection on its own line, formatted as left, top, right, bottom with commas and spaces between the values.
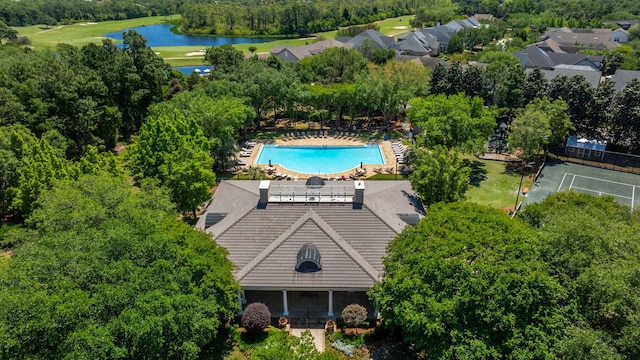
236, 135, 405, 180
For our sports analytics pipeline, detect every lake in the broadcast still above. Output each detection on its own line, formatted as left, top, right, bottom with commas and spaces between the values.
103, 24, 274, 48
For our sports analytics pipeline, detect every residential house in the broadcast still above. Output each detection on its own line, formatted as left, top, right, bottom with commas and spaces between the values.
196, 179, 424, 320
514, 44, 603, 71
537, 27, 628, 53
270, 39, 353, 62
528, 64, 602, 88
396, 29, 440, 56
603, 19, 639, 30
336, 29, 397, 50
396, 54, 445, 68
399, 16, 481, 55
608, 69, 640, 91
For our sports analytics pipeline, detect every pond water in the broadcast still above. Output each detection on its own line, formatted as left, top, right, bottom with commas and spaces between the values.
103, 24, 274, 48
174, 65, 210, 76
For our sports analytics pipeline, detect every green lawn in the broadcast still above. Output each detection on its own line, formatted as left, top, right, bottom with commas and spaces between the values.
13, 15, 181, 50
462, 155, 534, 210
13, 14, 415, 67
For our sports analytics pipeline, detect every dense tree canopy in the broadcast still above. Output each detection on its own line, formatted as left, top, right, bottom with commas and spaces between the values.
127, 112, 216, 216
372, 192, 640, 359
408, 93, 495, 152
371, 201, 565, 358
408, 146, 471, 206
0, 174, 239, 359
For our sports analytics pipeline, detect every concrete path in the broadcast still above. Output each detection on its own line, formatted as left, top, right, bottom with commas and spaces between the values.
290, 327, 325, 352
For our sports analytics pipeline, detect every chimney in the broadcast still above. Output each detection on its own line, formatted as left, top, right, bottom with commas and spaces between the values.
354, 181, 365, 205
259, 180, 270, 204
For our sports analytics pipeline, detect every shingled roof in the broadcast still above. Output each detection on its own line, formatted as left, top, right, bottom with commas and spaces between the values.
197, 180, 423, 290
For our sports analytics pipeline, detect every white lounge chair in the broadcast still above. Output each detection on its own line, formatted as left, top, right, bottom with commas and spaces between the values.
239, 152, 251, 157
236, 159, 247, 165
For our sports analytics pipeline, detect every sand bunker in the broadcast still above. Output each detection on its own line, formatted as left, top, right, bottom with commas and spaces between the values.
393, 26, 408, 29
186, 51, 206, 56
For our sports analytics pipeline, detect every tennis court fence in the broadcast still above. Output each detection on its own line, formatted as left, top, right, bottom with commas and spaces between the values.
548, 146, 640, 175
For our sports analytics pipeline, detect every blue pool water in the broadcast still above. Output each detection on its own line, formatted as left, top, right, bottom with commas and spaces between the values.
257, 145, 384, 174
103, 24, 273, 48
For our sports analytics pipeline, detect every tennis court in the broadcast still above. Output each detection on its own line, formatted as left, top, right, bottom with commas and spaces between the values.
526, 162, 640, 209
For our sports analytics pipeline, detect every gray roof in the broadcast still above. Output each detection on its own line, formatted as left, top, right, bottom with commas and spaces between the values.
347, 29, 396, 49
397, 36, 430, 55
539, 27, 622, 50
610, 70, 640, 91
514, 45, 603, 70
197, 180, 424, 290
270, 39, 353, 61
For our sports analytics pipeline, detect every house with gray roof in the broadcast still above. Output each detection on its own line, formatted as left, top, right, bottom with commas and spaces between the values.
538, 27, 628, 53
513, 45, 603, 71
528, 64, 602, 88
603, 19, 639, 30
196, 179, 424, 320
339, 29, 397, 50
270, 39, 353, 62
397, 29, 440, 56
609, 69, 640, 91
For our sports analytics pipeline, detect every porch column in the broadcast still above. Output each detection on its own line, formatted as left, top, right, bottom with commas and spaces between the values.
237, 291, 244, 315
282, 290, 289, 316
374, 308, 380, 319
241, 290, 247, 305
328, 290, 334, 317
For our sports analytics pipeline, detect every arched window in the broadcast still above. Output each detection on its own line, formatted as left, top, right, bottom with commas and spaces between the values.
295, 243, 322, 273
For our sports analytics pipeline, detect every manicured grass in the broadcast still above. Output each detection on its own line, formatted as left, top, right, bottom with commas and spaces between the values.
13, 14, 415, 66
376, 15, 414, 37
462, 155, 535, 210
12, 15, 181, 50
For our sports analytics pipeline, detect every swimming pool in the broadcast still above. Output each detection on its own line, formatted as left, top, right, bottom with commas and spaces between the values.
256, 145, 384, 174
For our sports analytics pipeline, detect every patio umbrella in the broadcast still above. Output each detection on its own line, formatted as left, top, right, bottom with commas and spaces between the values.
577, 138, 589, 143
194, 68, 201, 73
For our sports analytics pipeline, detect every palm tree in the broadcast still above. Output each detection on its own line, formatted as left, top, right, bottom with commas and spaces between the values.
241, 166, 264, 180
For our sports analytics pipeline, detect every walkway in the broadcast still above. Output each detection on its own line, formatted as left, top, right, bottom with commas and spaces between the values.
290, 327, 325, 352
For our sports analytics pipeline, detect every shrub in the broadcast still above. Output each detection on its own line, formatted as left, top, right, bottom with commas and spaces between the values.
241, 302, 271, 333
341, 303, 367, 329
331, 340, 355, 356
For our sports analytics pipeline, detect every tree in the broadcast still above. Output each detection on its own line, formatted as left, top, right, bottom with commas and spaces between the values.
149, 89, 254, 170
370, 201, 568, 358
519, 192, 640, 359
429, 62, 449, 95
241, 303, 271, 333
297, 47, 368, 84
508, 100, 552, 160
523, 67, 549, 105
447, 34, 464, 54
205, 44, 244, 74
608, 79, 640, 150
409, 146, 471, 206
0, 21, 18, 45
0, 174, 239, 358
126, 112, 216, 216
463, 65, 487, 98
407, 94, 495, 153
341, 304, 367, 333
248, 45, 257, 54
535, 97, 573, 146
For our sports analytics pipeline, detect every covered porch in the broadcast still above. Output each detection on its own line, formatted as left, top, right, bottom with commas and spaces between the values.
240, 289, 377, 321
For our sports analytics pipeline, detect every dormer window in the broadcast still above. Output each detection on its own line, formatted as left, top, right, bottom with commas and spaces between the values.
296, 243, 322, 273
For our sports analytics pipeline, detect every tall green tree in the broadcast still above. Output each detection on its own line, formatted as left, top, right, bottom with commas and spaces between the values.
127, 112, 216, 216
409, 146, 471, 206
371, 201, 567, 358
523, 67, 549, 105
204, 44, 244, 74
0, 174, 239, 359
508, 100, 552, 161
408, 94, 495, 152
